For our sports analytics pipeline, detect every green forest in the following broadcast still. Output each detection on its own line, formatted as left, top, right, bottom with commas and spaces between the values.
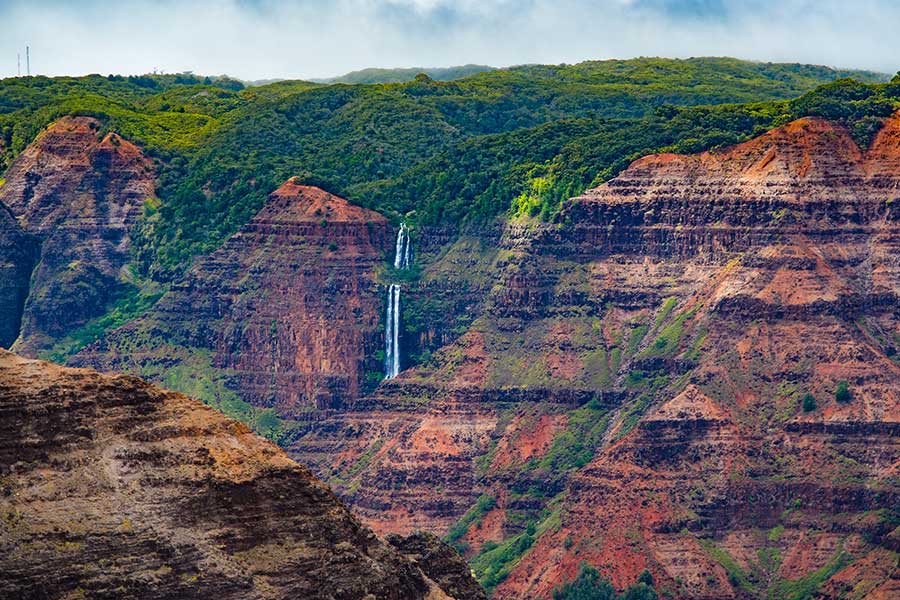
1, 57, 896, 282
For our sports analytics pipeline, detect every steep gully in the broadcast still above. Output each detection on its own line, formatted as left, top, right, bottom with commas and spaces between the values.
289, 114, 900, 598
0, 116, 154, 355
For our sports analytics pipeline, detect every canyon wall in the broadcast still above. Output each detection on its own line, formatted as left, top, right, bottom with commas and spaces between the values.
290, 115, 900, 598
490, 115, 900, 599
76, 180, 392, 416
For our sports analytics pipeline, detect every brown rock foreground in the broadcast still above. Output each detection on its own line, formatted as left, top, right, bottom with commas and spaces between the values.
0, 349, 482, 599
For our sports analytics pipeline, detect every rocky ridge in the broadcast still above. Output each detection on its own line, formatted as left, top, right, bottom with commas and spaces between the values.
0, 116, 155, 355
75, 180, 392, 416
0, 348, 484, 599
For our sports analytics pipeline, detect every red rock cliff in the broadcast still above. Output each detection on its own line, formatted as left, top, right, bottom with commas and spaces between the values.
291, 114, 900, 598
76, 180, 392, 417
0, 116, 154, 354
495, 115, 900, 598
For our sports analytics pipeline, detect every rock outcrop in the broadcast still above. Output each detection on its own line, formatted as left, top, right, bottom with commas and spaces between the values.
0, 348, 484, 599
75, 180, 392, 416
0, 116, 155, 354
388, 532, 490, 600
291, 115, 900, 598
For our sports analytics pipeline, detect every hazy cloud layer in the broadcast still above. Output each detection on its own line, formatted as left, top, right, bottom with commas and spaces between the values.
1, 0, 897, 80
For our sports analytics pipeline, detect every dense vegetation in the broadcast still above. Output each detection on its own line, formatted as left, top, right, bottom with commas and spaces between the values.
835, 380, 852, 403
0, 73, 245, 164
0, 58, 891, 280
139, 60, 895, 279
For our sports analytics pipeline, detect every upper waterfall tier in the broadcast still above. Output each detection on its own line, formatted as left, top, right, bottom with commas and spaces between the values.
394, 223, 412, 269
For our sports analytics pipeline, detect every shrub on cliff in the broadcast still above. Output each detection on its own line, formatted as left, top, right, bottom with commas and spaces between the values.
553, 563, 616, 600
620, 583, 658, 600
834, 381, 852, 403
801, 393, 817, 412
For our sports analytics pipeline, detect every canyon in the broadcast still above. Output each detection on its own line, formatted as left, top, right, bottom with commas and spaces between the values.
3, 105, 900, 598
0, 202, 36, 348
290, 114, 900, 597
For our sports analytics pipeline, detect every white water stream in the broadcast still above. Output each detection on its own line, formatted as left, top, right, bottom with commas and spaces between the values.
385, 224, 411, 379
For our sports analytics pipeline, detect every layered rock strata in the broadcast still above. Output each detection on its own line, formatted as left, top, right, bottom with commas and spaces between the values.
0, 348, 484, 599
293, 115, 900, 598
76, 180, 392, 416
0, 116, 154, 354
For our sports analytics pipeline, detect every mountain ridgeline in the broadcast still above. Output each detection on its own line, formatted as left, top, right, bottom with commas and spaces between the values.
2, 57, 900, 599
311, 64, 495, 84
0, 58, 891, 280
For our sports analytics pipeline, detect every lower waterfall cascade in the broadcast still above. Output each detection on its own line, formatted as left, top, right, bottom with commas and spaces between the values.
384, 284, 401, 378
385, 224, 411, 379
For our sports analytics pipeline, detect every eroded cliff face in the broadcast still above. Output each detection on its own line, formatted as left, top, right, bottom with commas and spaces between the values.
0, 116, 154, 354
0, 204, 37, 348
488, 116, 900, 599
0, 348, 486, 599
32, 110, 900, 597
291, 115, 900, 598
75, 180, 392, 416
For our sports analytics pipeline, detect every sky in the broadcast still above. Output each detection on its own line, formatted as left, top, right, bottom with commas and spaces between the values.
0, 0, 897, 80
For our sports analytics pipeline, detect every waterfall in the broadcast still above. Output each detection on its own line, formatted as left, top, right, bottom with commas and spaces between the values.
385, 224, 411, 379
385, 284, 401, 378
393, 223, 411, 270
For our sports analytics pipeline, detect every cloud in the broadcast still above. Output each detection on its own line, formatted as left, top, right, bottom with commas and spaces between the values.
0, 0, 896, 80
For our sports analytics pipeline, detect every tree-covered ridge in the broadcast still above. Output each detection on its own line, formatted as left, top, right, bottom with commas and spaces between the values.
0, 58, 894, 281
0, 73, 245, 164
463, 57, 887, 113
137, 59, 894, 278
313, 64, 494, 84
